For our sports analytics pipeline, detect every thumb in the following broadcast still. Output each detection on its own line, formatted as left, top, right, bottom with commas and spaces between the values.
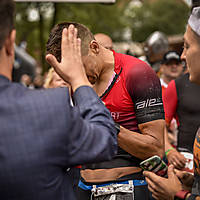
46, 54, 59, 69
168, 164, 175, 179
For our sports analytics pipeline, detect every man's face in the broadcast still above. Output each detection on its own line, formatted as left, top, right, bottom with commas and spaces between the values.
82, 47, 102, 85
161, 60, 183, 80
182, 26, 200, 84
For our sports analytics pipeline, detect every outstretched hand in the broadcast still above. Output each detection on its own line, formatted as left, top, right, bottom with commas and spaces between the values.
46, 24, 91, 91
143, 165, 182, 200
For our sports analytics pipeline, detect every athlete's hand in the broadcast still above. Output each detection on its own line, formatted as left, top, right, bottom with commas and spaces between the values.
46, 24, 91, 91
167, 149, 187, 169
143, 165, 182, 200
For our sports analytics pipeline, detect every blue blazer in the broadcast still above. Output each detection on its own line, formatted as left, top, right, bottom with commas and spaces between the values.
0, 75, 118, 200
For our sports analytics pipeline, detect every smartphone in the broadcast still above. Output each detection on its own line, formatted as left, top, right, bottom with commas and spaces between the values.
140, 155, 168, 177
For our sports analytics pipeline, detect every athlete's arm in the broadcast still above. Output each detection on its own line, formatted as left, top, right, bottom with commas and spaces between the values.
118, 119, 164, 159
118, 62, 165, 159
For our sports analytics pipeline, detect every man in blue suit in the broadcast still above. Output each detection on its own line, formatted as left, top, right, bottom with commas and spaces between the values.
0, 0, 118, 199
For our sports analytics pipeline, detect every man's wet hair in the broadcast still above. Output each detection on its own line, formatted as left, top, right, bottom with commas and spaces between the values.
46, 22, 95, 62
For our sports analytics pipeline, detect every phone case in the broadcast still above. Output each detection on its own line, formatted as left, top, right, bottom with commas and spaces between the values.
140, 155, 168, 177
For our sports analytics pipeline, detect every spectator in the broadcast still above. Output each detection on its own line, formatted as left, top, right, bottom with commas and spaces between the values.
43, 68, 69, 88
20, 73, 34, 89
94, 33, 113, 50
33, 74, 44, 89
164, 72, 200, 171
160, 51, 183, 96
160, 51, 184, 146
47, 22, 165, 200
140, 31, 169, 73
144, 6, 200, 200
0, 1, 118, 200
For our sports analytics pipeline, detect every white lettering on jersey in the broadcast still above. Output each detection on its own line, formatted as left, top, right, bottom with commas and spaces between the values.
111, 112, 120, 120
135, 98, 163, 110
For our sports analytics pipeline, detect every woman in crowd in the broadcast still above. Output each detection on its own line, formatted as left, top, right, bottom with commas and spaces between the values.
144, 6, 200, 200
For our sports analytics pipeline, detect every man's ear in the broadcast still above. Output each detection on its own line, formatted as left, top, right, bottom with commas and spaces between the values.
5, 29, 16, 56
89, 40, 100, 55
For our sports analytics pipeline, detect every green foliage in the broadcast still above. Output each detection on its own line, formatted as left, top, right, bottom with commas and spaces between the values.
15, 3, 52, 61
49, 2, 126, 41
15, 0, 190, 73
126, 0, 190, 42
15, 1, 127, 73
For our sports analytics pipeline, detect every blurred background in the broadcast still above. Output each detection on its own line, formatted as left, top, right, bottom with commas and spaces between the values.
13, 0, 192, 86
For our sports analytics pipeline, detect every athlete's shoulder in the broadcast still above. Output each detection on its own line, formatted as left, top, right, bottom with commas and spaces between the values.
120, 53, 149, 66
115, 52, 152, 74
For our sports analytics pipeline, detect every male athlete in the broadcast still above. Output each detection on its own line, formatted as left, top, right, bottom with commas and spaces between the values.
46, 22, 165, 200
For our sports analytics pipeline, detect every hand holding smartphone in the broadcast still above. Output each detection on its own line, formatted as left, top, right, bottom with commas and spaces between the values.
140, 155, 168, 177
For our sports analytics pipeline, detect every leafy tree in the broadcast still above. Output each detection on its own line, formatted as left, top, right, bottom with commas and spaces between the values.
15, 0, 190, 73
15, 1, 128, 73
126, 0, 190, 42
49, 1, 127, 41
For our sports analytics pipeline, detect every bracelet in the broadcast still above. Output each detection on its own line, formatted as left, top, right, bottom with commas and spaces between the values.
165, 147, 175, 156
175, 190, 190, 199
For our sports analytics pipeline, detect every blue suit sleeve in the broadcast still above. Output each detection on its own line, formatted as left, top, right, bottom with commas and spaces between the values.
66, 86, 118, 166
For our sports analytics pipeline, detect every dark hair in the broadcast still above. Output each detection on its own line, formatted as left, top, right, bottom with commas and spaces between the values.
46, 22, 95, 62
0, 0, 15, 50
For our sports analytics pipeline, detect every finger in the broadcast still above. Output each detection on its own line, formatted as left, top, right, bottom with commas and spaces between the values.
61, 28, 69, 60
147, 179, 160, 194
175, 161, 185, 170
46, 54, 59, 69
74, 28, 78, 49
143, 171, 160, 183
180, 156, 187, 165
77, 38, 82, 58
68, 24, 75, 47
152, 193, 161, 200
168, 164, 175, 179
170, 157, 179, 168
147, 184, 154, 193
173, 157, 185, 169
148, 184, 161, 199
171, 158, 181, 169
174, 168, 181, 176
145, 177, 161, 196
